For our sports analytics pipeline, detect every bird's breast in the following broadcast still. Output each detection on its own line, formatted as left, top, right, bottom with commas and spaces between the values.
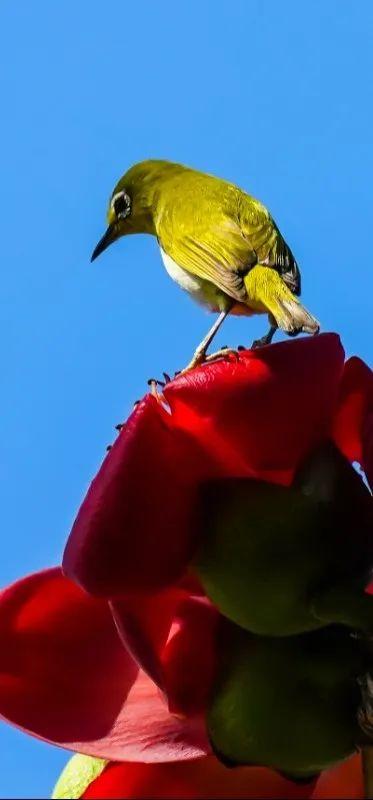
159, 245, 222, 311
160, 246, 202, 295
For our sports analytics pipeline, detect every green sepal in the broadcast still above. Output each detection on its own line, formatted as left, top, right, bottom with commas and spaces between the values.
208, 622, 364, 777
195, 441, 373, 635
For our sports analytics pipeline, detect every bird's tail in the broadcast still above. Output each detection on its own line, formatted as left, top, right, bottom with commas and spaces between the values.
244, 266, 319, 336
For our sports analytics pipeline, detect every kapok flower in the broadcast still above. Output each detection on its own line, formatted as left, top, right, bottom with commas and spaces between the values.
0, 334, 372, 793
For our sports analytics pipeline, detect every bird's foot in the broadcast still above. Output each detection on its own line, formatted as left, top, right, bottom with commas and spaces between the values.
177, 346, 238, 377
176, 351, 207, 377
251, 325, 278, 349
251, 336, 269, 349
204, 346, 239, 364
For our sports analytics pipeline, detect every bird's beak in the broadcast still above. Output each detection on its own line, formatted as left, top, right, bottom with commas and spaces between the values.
91, 224, 117, 262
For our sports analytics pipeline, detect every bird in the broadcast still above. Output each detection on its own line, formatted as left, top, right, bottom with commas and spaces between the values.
91, 160, 319, 372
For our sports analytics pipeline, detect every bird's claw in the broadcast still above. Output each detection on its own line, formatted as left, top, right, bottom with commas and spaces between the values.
251, 336, 273, 349
204, 347, 240, 364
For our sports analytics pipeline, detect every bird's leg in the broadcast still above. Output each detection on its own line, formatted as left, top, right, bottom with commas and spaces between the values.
252, 316, 278, 349
180, 308, 234, 374
252, 325, 277, 349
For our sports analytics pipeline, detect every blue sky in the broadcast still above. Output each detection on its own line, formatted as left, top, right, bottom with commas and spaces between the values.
1, 0, 372, 796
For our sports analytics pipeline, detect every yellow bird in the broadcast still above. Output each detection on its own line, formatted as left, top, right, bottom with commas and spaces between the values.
91, 160, 319, 371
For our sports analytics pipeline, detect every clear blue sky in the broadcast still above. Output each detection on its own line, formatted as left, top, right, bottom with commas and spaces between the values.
1, 1, 372, 796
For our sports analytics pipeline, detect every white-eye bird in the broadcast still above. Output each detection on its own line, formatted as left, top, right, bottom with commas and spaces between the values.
91, 160, 319, 370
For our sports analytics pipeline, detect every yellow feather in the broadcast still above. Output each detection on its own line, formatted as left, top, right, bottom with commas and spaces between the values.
244, 266, 319, 334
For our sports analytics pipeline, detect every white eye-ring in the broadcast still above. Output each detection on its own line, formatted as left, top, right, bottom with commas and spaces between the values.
111, 190, 131, 220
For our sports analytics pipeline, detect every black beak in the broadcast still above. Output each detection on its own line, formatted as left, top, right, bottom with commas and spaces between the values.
91, 224, 117, 262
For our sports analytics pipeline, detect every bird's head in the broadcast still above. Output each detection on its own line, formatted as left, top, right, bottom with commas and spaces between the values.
91, 159, 183, 262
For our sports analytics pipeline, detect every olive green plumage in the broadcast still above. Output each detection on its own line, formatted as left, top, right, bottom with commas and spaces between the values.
92, 160, 319, 364
111, 160, 299, 293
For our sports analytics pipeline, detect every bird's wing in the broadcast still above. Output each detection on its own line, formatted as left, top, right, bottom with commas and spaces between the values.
157, 178, 299, 302
237, 194, 301, 295
175, 233, 250, 302
159, 215, 255, 304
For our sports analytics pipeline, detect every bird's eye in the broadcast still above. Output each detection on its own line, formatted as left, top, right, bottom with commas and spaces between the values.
112, 191, 131, 219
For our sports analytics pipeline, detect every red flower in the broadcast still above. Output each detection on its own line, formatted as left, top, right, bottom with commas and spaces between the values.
0, 335, 372, 796
0, 568, 364, 799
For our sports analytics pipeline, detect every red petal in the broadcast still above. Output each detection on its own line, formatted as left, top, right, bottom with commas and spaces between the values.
0, 568, 137, 746
104, 671, 209, 763
312, 754, 363, 799
161, 595, 218, 715
0, 569, 209, 762
83, 758, 315, 799
333, 357, 373, 464
110, 587, 187, 689
111, 590, 219, 715
164, 334, 345, 478
63, 396, 212, 597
